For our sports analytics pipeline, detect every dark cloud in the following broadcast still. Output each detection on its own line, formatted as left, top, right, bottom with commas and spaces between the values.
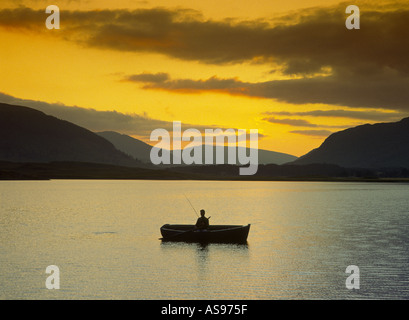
290, 130, 333, 137
96, 4, 409, 111
263, 109, 407, 121
79, 4, 409, 76
2, 3, 409, 110
126, 72, 409, 111
125, 73, 249, 94
262, 117, 319, 127
2, 4, 408, 69
262, 116, 350, 129
126, 72, 170, 83
249, 74, 409, 110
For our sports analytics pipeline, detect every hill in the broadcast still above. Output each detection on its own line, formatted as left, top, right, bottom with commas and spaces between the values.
97, 131, 154, 163
0, 103, 141, 167
97, 131, 298, 165
292, 117, 409, 169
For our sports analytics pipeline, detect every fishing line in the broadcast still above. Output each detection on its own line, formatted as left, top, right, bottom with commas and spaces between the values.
183, 194, 199, 217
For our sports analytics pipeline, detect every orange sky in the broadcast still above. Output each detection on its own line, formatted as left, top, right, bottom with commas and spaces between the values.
0, 0, 408, 157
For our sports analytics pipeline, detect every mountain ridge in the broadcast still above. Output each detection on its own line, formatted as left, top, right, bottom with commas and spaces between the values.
0, 103, 141, 167
97, 130, 298, 166
292, 117, 409, 168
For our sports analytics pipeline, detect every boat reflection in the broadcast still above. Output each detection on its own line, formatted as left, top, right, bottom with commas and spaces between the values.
160, 242, 249, 272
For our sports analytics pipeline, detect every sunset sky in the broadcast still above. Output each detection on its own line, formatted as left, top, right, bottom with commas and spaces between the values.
1, 0, 408, 157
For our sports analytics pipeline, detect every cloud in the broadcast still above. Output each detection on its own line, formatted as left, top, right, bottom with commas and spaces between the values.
290, 130, 333, 137
261, 116, 350, 130
263, 110, 407, 122
1, 3, 408, 69
125, 71, 409, 111
249, 74, 409, 111
126, 72, 170, 83
124, 73, 249, 95
2, 3, 409, 110
262, 117, 319, 127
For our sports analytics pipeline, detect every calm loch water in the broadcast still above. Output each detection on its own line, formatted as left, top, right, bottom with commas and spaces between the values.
1, 180, 408, 299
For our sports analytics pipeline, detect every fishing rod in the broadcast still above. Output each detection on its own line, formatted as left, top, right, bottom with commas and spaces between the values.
183, 194, 199, 217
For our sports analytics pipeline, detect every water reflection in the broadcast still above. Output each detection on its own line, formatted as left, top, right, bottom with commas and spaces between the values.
160, 242, 250, 280
2, 180, 409, 299
160, 241, 249, 253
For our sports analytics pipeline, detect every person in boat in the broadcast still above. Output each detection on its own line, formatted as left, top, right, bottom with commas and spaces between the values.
195, 209, 209, 230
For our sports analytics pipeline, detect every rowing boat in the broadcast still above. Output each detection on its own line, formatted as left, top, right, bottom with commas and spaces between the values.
160, 224, 250, 243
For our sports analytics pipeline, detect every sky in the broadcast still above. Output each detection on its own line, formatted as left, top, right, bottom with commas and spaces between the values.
1, 0, 408, 157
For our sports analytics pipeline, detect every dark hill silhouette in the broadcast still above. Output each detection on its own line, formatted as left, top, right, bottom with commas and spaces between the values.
177, 145, 298, 166
292, 117, 409, 168
97, 131, 298, 165
0, 103, 141, 167
97, 131, 153, 163
155, 162, 409, 181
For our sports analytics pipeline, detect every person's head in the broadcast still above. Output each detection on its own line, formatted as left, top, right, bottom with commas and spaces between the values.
200, 209, 205, 217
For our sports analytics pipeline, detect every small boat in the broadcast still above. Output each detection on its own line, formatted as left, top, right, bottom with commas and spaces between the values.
160, 224, 250, 243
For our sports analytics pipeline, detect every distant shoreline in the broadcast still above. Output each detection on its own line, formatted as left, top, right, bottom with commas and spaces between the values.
0, 161, 409, 183
2, 178, 409, 183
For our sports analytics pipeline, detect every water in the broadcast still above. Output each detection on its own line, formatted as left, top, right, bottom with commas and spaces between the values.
1, 180, 408, 299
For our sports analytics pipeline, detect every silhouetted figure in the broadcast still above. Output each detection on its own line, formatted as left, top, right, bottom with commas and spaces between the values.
195, 209, 209, 229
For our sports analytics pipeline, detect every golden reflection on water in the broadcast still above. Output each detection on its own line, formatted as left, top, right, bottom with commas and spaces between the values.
1, 180, 409, 299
